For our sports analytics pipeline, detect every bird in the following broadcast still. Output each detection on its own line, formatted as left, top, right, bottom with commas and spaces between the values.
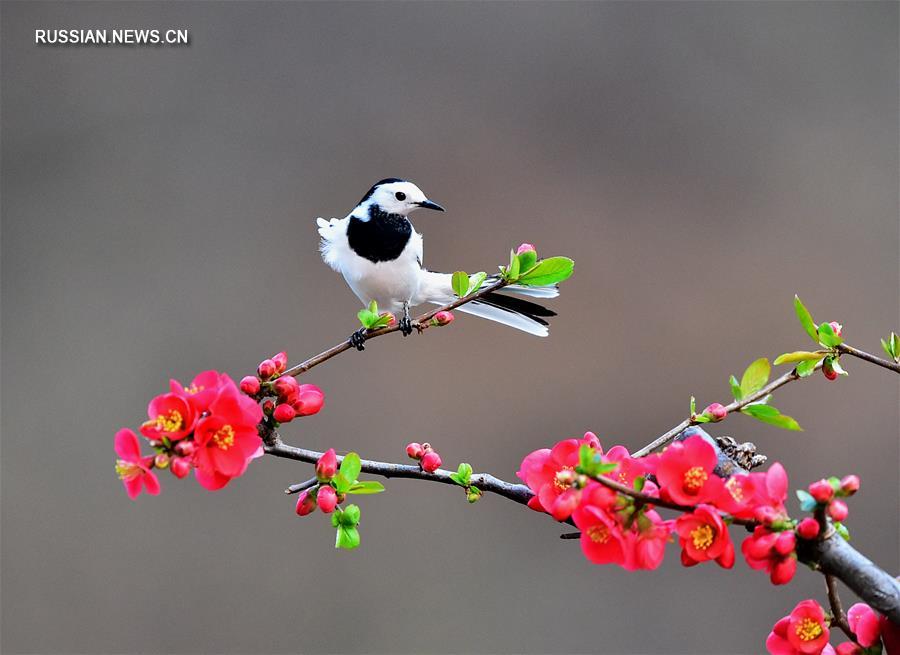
316, 178, 560, 350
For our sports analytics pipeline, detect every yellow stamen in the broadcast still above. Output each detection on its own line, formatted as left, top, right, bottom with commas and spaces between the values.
184, 384, 204, 394
587, 525, 610, 544
553, 466, 575, 491
725, 477, 744, 502
143, 409, 183, 434
213, 425, 235, 450
683, 466, 708, 491
795, 617, 823, 642
690, 524, 714, 550
115, 460, 140, 481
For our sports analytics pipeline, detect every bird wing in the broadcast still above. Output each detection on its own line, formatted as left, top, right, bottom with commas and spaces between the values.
316, 217, 351, 274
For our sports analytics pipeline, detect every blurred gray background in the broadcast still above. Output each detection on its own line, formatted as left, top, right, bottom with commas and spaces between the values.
2, 2, 897, 654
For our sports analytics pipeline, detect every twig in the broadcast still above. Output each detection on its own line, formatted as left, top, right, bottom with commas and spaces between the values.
280, 278, 509, 378
825, 573, 855, 641
836, 343, 900, 374
285, 476, 318, 494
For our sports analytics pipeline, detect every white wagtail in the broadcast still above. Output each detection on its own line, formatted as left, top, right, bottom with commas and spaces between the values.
317, 179, 559, 349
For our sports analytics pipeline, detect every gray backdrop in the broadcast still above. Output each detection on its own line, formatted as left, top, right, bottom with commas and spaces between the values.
2, 2, 897, 654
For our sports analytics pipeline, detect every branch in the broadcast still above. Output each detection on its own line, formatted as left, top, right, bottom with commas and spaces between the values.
836, 343, 900, 374
824, 573, 855, 641
280, 278, 509, 379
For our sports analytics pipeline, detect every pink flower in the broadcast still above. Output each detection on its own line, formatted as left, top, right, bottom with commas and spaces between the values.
847, 603, 881, 648
169, 370, 229, 415
604, 445, 657, 488
656, 435, 723, 506
192, 383, 263, 490
573, 488, 627, 567
766, 600, 831, 655
675, 504, 734, 568
316, 448, 338, 481
140, 392, 196, 442
742, 526, 797, 585
289, 384, 325, 416
715, 473, 757, 518
517, 434, 598, 520
748, 462, 790, 520
114, 428, 160, 500
628, 509, 672, 571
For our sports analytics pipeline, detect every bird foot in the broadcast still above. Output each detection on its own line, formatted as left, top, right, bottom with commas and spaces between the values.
399, 316, 413, 337
349, 327, 367, 351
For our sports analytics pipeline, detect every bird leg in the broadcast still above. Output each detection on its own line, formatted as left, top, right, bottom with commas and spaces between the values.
348, 327, 368, 351
399, 302, 413, 337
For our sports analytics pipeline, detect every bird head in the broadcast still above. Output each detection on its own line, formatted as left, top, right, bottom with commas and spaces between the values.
353, 179, 445, 217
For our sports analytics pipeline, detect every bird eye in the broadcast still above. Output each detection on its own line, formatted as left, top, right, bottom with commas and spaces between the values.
395, 192, 406, 201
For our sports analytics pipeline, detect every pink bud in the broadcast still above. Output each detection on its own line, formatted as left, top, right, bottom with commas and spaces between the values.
828, 321, 843, 337
828, 499, 849, 522
240, 375, 261, 396
421, 450, 442, 473
840, 474, 860, 496
273, 375, 299, 400
406, 442, 425, 460
174, 440, 196, 457
295, 490, 317, 516
796, 517, 820, 540
381, 312, 396, 326
809, 479, 834, 503
262, 399, 276, 416
702, 403, 727, 422
170, 457, 191, 479
272, 351, 288, 374
153, 453, 170, 470
317, 485, 338, 513
774, 531, 796, 556
836, 643, 862, 655
257, 359, 277, 380
316, 448, 338, 481
273, 403, 296, 423
432, 311, 454, 327
516, 243, 536, 255
291, 384, 325, 416
753, 506, 779, 525
770, 556, 797, 585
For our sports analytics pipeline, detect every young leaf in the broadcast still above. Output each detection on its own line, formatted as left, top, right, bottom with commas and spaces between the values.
517, 257, 574, 287
335, 525, 361, 550
817, 322, 843, 348
794, 295, 818, 342
728, 376, 743, 402
452, 271, 469, 298
740, 358, 771, 397
339, 452, 362, 486
368, 300, 378, 314
456, 463, 473, 486
507, 252, 521, 281
467, 272, 487, 295
795, 489, 817, 512
357, 309, 376, 329
690, 395, 697, 415
340, 504, 361, 526
333, 474, 352, 494
834, 522, 851, 542
773, 351, 827, 366
348, 481, 385, 495
796, 358, 820, 377
741, 404, 802, 431
882, 338, 893, 359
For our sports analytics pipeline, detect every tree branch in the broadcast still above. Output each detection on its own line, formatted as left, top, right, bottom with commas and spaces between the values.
836, 343, 900, 374
824, 573, 855, 641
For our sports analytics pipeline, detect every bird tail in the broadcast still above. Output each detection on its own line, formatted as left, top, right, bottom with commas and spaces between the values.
418, 272, 558, 337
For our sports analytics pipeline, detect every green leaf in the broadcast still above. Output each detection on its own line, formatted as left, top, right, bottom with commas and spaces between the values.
796, 358, 820, 377
633, 476, 646, 492
774, 351, 827, 366
451, 271, 469, 298
348, 481, 385, 495
340, 504, 361, 526
892, 332, 900, 358
834, 522, 851, 542
467, 272, 487, 295
728, 376, 743, 402
333, 474, 352, 494
517, 257, 574, 287
335, 525, 361, 550
331, 508, 342, 528
516, 250, 537, 274
507, 252, 521, 280
817, 322, 843, 348
357, 309, 377, 329
339, 452, 362, 486
796, 489, 817, 512
740, 358, 771, 397
690, 395, 697, 415
882, 338, 893, 359
741, 404, 802, 431
455, 463, 473, 486
794, 295, 818, 342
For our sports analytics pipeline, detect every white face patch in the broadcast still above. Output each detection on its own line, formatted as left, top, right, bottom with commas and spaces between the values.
362, 181, 429, 217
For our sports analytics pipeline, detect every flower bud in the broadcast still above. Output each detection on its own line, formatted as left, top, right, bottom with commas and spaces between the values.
381, 312, 396, 326
272, 351, 288, 374
291, 384, 325, 416
516, 243, 536, 255
262, 399, 276, 416
753, 506, 779, 525
840, 474, 860, 496
240, 375, 261, 396
702, 403, 727, 422
295, 490, 317, 516
808, 479, 834, 503
406, 442, 425, 460
170, 456, 191, 479
317, 485, 338, 513
467, 487, 483, 503
822, 359, 838, 381
273, 403, 296, 423
257, 359, 277, 380
774, 531, 796, 556
273, 375, 299, 400
421, 450, 442, 473
796, 517, 820, 540
770, 556, 797, 585
828, 499, 849, 522
316, 448, 338, 481
174, 440, 195, 457
828, 321, 843, 337
154, 453, 170, 470
836, 643, 862, 655
431, 311, 454, 327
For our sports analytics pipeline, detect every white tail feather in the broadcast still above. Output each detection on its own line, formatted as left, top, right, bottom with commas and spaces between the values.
428, 301, 549, 337
503, 283, 559, 299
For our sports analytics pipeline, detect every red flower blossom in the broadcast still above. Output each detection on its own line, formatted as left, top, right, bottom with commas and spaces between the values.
192, 383, 263, 490
289, 384, 325, 416
517, 433, 599, 520
170, 370, 229, 415
140, 392, 196, 442
604, 445, 657, 488
748, 462, 790, 520
766, 600, 832, 655
114, 428, 160, 500
714, 473, 757, 518
656, 435, 723, 506
675, 504, 734, 568
847, 603, 881, 648
742, 526, 797, 585
627, 509, 672, 571
573, 486, 627, 567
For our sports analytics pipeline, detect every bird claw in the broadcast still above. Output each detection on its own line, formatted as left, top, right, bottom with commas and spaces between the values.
349, 328, 367, 351
399, 316, 413, 337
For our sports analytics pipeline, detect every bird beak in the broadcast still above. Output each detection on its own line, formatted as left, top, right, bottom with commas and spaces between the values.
416, 199, 445, 212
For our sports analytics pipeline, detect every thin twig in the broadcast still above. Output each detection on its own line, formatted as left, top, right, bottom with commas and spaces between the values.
285, 476, 318, 494
280, 278, 509, 378
836, 343, 900, 374
825, 573, 855, 640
